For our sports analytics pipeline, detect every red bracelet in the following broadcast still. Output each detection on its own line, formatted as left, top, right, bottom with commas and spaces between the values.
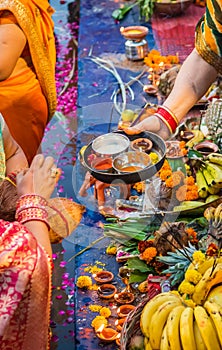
155, 106, 178, 134
16, 207, 50, 230
16, 194, 48, 211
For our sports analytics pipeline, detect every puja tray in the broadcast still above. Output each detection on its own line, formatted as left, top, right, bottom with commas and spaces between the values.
82, 131, 166, 184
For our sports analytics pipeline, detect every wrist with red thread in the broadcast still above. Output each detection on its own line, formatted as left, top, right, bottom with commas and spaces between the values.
154, 105, 178, 134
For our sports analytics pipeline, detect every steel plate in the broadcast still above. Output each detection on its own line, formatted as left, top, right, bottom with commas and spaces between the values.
82, 131, 166, 184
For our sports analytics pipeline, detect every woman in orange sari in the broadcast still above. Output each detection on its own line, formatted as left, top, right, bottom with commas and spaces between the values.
0, 153, 58, 349
0, 0, 57, 164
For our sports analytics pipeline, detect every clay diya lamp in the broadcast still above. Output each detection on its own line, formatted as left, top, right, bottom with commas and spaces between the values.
114, 317, 126, 332
96, 326, 120, 342
130, 138, 153, 152
116, 304, 136, 318
180, 130, 195, 141
93, 270, 114, 284
114, 291, 135, 304
193, 141, 219, 156
120, 25, 148, 41
143, 84, 158, 95
97, 284, 117, 299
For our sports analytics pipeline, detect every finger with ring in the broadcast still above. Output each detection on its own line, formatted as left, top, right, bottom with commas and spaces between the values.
50, 167, 58, 178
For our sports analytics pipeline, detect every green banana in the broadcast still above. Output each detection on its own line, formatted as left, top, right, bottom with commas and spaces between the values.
205, 161, 222, 187
206, 152, 222, 166
201, 167, 220, 194
196, 169, 208, 198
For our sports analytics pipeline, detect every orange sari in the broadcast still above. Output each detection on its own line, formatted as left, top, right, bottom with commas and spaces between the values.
0, 219, 52, 350
0, 0, 57, 164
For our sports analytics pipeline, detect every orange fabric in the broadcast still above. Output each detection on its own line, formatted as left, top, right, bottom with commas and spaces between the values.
0, 1, 57, 164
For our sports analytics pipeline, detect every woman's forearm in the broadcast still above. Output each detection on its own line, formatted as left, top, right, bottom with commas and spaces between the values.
24, 221, 52, 257
163, 49, 218, 123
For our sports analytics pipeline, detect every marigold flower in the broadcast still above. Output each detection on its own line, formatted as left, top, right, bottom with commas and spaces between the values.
185, 269, 202, 284
193, 251, 206, 264
186, 227, 198, 245
89, 305, 102, 312
76, 276, 93, 289
159, 169, 172, 182
99, 307, 111, 318
141, 247, 157, 262
91, 316, 108, 331
106, 245, 117, 255
84, 265, 103, 274
206, 243, 219, 256
178, 280, 195, 295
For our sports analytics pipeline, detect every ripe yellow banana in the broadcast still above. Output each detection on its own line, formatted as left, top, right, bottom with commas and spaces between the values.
160, 325, 170, 350
203, 207, 215, 223
206, 153, 222, 166
192, 263, 222, 305
166, 304, 185, 350
186, 130, 204, 148
207, 285, 222, 307
149, 299, 181, 349
140, 292, 181, 339
193, 320, 207, 350
194, 305, 221, 350
144, 337, 153, 350
197, 256, 222, 275
180, 307, 196, 350
204, 300, 222, 345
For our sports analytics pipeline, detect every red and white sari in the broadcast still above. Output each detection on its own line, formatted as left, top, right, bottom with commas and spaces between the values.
0, 220, 52, 350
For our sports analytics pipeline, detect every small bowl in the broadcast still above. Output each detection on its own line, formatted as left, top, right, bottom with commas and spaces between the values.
131, 138, 153, 152
96, 327, 120, 342
120, 25, 148, 40
93, 270, 114, 284
143, 84, 158, 95
179, 130, 195, 141
92, 133, 130, 158
91, 157, 113, 173
114, 317, 126, 332
165, 140, 184, 159
193, 141, 219, 156
114, 291, 135, 304
116, 304, 136, 317
113, 151, 151, 173
97, 284, 117, 299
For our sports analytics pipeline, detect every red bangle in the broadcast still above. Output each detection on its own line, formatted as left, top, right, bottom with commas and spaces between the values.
16, 207, 50, 230
16, 194, 48, 211
155, 106, 178, 134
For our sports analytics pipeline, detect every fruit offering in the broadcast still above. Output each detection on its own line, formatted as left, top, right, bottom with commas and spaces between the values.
139, 257, 222, 349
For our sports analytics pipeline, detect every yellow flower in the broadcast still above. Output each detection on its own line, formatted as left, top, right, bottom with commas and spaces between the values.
192, 251, 206, 264
89, 305, 102, 312
178, 280, 195, 295
106, 245, 117, 255
84, 265, 103, 274
99, 307, 112, 318
76, 276, 92, 289
91, 316, 108, 331
138, 280, 148, 293
185, 269, 202, 285
150, 152, 159, 164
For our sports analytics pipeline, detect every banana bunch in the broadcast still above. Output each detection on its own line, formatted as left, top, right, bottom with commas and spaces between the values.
140, 260, 222, 349
204, 202, 222, 248
186, 130, 204, 149
195, 153, 222, 199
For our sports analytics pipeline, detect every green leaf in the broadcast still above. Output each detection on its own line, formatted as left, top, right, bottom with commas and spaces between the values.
111, 5, 133, 20
128, 270, 150, 283
187, 149, 203, 159
126, 257, 150, 272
